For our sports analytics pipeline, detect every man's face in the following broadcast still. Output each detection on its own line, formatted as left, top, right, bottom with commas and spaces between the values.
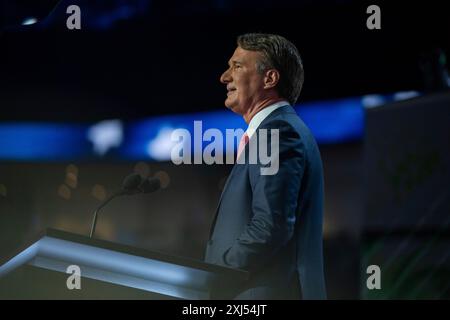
220, 47, 266, 115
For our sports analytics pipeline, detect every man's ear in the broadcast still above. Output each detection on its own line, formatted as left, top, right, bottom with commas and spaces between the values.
263, 69, 280, 89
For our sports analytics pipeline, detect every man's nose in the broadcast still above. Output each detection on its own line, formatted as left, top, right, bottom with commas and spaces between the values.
220, 68, 231, 84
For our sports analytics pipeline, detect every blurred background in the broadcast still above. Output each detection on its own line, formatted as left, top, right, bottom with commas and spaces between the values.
0, 0, 449, 299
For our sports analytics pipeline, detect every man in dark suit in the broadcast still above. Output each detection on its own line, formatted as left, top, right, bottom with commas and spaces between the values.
205, 33, 326, 300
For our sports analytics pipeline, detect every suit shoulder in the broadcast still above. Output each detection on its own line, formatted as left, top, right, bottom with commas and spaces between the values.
260, 111, 304, 138
262, 109, 321, 154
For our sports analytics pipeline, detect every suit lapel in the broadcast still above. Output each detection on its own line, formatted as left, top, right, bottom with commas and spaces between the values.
208, 162, 240, 239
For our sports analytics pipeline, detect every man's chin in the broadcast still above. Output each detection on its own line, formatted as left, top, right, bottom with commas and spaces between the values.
225, 105, 243, 117
224, 99, 243, 115
224, 100, 234, 110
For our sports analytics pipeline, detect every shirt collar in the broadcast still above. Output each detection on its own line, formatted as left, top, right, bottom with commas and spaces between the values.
246, 100, 290, 138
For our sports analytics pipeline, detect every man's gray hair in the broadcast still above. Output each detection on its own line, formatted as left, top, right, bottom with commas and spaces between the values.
237, 33, 304, 105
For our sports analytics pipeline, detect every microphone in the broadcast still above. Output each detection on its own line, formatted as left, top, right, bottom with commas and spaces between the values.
138, 177, 161, 194
122, 173, 144, 195
89, 173, 161, 238
122, 174, 161, 195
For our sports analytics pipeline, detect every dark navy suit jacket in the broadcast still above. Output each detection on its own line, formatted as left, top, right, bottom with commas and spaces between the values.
204, 105, 327, 300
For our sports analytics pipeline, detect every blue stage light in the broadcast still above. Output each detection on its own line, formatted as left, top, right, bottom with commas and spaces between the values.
0, 93, 418, 161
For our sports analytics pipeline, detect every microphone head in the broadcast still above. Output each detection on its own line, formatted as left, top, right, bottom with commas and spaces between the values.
139, 177, 161, 194
122, 173, 143, 192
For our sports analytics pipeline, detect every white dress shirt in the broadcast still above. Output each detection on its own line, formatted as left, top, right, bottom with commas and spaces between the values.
246, 100, 290, 138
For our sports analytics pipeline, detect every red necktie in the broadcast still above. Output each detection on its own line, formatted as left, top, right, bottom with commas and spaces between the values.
237, 132, 249, 159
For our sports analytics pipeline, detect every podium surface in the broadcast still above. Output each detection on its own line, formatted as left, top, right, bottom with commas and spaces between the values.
0, 229, 248, 299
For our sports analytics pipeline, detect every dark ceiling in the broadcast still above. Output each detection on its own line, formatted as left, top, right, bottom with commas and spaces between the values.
1, 0, 449, 121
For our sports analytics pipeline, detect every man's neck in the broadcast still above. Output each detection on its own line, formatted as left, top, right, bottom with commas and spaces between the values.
243, 97, 286, 124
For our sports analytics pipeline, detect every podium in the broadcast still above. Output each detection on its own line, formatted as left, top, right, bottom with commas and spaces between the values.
0, 229, 248, 299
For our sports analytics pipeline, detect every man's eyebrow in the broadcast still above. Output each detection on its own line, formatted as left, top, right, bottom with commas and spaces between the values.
229, 60, 243, 66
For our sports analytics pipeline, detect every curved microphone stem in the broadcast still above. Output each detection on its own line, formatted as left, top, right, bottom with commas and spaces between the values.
89, 191, 123, 238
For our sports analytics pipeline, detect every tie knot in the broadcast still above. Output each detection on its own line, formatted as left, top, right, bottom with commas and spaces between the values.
237, 132, 249, 159
240, 132, 249, 144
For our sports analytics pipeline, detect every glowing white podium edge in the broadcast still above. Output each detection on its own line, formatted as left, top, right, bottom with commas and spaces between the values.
0, 235, 222, 299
